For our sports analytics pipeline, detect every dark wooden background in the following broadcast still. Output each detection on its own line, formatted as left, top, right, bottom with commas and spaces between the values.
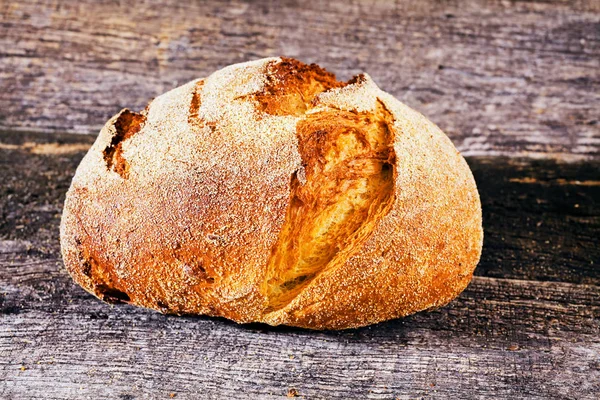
1, 0, 599, 398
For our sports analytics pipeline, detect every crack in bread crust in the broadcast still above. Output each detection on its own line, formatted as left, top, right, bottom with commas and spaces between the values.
188, 80, 204, 125
255, 57, 346, 116
103, 110, 146, 178
250, 59, 398, 312
263, 100, 397, 311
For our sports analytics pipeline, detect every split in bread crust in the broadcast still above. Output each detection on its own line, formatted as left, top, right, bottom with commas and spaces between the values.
102, 110, 146, 179
263, 102, 396, 310
247, 59, 399, 311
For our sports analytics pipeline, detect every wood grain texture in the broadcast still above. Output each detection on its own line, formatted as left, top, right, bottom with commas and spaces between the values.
1, 0, 599, 158
1, 131, 599, 399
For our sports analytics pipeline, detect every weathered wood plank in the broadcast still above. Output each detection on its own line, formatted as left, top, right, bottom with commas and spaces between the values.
1, 0, 599, 158
474, 157, 600, 285
1, 275, 599, 399
0, 131, 599, 398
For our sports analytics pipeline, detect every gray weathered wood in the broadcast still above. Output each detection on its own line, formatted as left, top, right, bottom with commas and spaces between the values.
1, 276, 598, 400
1, 131, 599, 399
1, 0, 599, 158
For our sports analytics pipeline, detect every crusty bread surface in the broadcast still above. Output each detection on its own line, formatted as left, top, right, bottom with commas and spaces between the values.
60, 57, 483, 330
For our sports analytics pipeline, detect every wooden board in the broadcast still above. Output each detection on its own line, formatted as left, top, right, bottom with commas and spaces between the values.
1, 131, 598, 399
1, 0, 599, 158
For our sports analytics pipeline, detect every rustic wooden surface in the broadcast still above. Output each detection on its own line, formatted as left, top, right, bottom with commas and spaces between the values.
1, 0, 599, 398
1, 0, 599, 158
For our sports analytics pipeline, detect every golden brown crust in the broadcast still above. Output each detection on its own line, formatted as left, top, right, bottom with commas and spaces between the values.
60, 57, 483, 330
254, 57, 346, 116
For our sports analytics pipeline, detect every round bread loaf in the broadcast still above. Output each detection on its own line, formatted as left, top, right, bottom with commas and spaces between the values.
60, 57, 483, 330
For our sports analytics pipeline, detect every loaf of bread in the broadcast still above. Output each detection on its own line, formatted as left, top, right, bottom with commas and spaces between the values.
60, 57, 483, 330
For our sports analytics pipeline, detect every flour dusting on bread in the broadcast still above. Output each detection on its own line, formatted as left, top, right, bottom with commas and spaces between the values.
60, 57, 483, 330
